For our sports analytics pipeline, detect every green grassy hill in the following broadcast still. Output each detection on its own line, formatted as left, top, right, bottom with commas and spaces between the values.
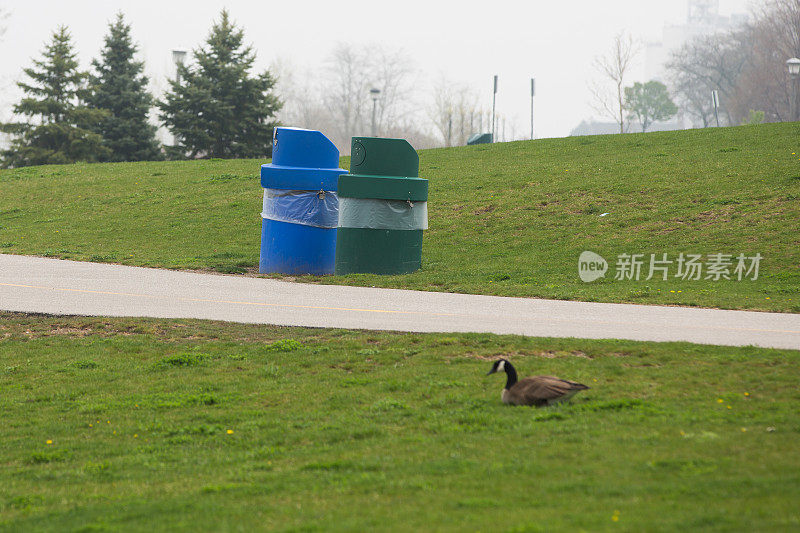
1, 123, 798, 311
1, 312, 799, 531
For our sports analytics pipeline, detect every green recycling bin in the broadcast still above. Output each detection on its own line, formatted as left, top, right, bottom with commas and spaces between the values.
335, 137, 428, 275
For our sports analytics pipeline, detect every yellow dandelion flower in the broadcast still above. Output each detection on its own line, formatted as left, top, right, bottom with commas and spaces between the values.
226, 429, 234, 435
89, 424, 93, 428
717, 398, 724, 403
46, 440, 52, 445
612, 515, 619, 522
744, 392, 750, 397
727, 405, 732, 410
670, 290, 675, 293
134, 434, 138, 438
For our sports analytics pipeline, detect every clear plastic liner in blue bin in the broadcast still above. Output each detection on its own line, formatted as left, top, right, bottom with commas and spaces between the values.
261, 189, 339, 229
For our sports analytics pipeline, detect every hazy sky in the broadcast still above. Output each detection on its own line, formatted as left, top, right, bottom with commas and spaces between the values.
0, 0, 755, 140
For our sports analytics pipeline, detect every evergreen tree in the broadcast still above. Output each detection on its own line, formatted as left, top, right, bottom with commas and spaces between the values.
1, 27, 110, 168
88, 13, 162, 162
159, 9, 281, 159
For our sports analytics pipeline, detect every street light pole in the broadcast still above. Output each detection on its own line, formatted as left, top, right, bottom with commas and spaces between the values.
787, 58, 800, 122
447, 110, 452, 147
370, 88, 381, 137
530, 78, 535, 140
491, 75, 498, 143
171, 50, 187, 84
711, 89, 720, 127
170, 50, 187, 149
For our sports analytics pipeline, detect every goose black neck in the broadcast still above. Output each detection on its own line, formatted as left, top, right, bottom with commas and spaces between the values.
504, 362, 518, 389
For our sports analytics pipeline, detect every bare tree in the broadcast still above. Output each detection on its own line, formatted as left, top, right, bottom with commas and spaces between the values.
370, 46, 416, 134
733, 0, 800, 122
313, 43, 418, 153
667, 1, 800, 126
0, 7, 8, 41
383, 117, 440, 150
667, 31, 750, 126
667, 40, 719, 128
272, 58, 334, 133
590, 31, 638, 133
273, 44, 427, 154
670, 68, 715, 127
428, 76, 483, 146
322, 44, 370, 147
429, 77, 455, 146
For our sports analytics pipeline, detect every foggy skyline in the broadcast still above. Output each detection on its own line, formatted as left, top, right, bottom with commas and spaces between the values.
0, 0, 755, 142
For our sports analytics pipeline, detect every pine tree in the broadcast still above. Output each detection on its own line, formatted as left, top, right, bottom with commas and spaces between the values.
1, 27, 110, 168
88, 13, 162, 162
159, 9, 281, 159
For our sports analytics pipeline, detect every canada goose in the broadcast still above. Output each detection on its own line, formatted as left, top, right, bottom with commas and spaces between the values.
486, 358, 589, 407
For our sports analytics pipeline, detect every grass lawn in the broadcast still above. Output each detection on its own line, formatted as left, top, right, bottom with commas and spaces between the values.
0, 123, 798, 312
1, 312, 799, 531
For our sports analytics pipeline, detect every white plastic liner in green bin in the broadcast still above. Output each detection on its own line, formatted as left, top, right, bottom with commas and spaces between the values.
338, 197, 428, 230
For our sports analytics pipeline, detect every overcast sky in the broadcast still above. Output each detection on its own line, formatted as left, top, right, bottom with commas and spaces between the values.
0, 0, 755, 140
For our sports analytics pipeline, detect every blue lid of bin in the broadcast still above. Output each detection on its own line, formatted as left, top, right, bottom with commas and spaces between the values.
261, 127, 345, 190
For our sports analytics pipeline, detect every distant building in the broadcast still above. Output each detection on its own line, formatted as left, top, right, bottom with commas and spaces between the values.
645, 0, 748, 83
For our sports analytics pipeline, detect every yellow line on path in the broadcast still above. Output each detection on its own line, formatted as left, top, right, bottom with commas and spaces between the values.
0, 282, 460, 317
2, 282, 799, 338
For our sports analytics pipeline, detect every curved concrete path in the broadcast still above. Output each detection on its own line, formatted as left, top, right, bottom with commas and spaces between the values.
1, 254, 799, 350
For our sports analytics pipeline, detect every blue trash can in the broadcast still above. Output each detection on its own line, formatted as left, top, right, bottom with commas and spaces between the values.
259, 127, 346, 275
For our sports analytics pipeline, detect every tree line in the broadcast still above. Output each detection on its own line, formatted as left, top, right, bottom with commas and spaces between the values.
1, 10, 280, 168
667, 0, 800, 126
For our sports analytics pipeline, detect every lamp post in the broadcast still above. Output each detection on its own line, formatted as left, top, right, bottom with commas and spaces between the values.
711, 89, 720, 127
530, 78, 535, 140
447, 109, 452, 147
491, 75, 498, 143
787, 58, 800, 122
172, 50, 187, 84
170, 50, 188, 149
370, 88, 381, 137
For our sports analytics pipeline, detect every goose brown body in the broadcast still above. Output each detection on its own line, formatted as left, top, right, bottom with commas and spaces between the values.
487, 359, 589, 407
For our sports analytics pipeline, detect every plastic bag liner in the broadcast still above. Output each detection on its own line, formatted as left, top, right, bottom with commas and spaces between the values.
261, 189, 339, 229
338, 197, 428, 230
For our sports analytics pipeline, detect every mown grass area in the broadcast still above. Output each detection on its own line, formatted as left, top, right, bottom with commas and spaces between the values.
1, 312, 799, 531
0, 123, 799, 311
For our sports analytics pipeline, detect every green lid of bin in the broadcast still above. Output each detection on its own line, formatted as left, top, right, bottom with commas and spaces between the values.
340, 137, 427, 202
350, 137, 418, 177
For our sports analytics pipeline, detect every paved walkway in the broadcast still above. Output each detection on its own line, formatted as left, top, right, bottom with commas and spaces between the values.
1, 254, 799, 350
